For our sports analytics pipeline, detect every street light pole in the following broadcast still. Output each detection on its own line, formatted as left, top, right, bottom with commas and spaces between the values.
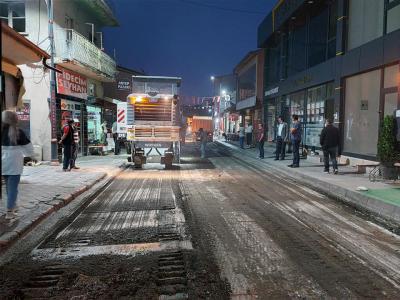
47, 0, 59, 164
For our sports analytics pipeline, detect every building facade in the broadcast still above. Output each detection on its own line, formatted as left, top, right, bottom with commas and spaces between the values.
1, 0, 118, 160
234, 50, 265, 140
258, 0, 400, 159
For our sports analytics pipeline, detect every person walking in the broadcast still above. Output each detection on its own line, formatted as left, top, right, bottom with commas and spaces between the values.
71, 120, 80, 169
2, 110, 35, 220
199, 128, 207, 159
112, 121, 120, 155
257, 123, 266, 159
245, 122, 253, 148
320, 118, 341, 174
59, 118, 75, 171
238, 123, 245, 149
288, 114, 302, 168
275, 116, 288, 160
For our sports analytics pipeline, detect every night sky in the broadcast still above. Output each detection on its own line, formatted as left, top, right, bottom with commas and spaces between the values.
103, 0, 275, 99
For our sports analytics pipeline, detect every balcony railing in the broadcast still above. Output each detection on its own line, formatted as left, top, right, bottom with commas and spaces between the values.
55, 28, 116, 79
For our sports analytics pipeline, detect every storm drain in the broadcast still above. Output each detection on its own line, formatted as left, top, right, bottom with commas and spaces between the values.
158, 251, 189, 300
21, 264, 66, 298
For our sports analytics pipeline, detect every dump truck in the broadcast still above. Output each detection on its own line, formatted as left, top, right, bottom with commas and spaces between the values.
124, 76, 182, 168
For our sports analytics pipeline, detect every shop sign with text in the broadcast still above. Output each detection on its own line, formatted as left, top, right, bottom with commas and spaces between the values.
56, 66, 87, 99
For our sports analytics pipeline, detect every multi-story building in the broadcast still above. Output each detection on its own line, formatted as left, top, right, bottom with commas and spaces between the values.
234, 50, 265, 140
212, 74, 237, 134
258, 0, 400, 160
0, 0, 118, 160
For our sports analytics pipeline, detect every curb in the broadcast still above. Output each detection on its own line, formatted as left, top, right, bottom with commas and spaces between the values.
0, 167, 123, 251
217, 141, 400, 228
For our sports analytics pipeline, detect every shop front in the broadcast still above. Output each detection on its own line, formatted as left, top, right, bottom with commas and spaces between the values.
343, 64, 400, 158
56, 65, 88, 159
266, 82, 335, 149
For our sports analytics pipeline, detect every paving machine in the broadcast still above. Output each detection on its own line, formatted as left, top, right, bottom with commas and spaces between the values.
124, 76, 182, 168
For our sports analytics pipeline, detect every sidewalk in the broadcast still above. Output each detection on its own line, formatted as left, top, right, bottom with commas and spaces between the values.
0, 155, 126, 249
217, 140, 400, 226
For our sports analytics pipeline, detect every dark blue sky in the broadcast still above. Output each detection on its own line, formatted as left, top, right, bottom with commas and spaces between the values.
104, 0, 275, 98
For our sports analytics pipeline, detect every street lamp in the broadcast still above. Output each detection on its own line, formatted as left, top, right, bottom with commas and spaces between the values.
221, 89, 226, 96
210, 76, 215, 81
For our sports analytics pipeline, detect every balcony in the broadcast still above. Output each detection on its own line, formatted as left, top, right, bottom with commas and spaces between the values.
55, 28, 116, 81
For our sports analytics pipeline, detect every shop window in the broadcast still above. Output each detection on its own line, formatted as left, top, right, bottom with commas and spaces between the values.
347, 0, 384, 50
0, 2, 25, 33
384, 93, 398, 117
305, 85, 327, 147
344, 69, 381, 156
386, 2, 400, 34
384, 64, 399, 88
87, 106, 103, 145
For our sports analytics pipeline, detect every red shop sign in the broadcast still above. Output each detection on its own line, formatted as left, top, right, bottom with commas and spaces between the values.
56, 66, 87, 99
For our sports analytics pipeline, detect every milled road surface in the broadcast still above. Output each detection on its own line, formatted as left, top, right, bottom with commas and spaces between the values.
180, 143, 400, 299
1, 142, 399, 299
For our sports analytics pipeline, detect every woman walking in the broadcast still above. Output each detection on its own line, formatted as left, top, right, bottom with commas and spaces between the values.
2, 110, 35, 220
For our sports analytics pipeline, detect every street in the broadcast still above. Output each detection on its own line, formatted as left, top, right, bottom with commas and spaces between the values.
1, 142, 399, 299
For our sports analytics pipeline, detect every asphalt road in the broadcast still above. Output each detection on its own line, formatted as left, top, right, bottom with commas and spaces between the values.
180, 142, 400, 299
1, 142, 399, 299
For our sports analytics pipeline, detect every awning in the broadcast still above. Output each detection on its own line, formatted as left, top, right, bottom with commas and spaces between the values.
1, 23, 50, 109
1, 22, 50, 69
236, 96, 256, 111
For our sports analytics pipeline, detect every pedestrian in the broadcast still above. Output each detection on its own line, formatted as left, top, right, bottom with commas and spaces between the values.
59, 118, 75, 171
257, 123, 266, 159
320, 118, 341, 174
199, 128, 207, 159
112, 121, 120, 155
238, 123, 245, 149
70, 120, 80, 169
2, 110, 35, 220
245, 122, 253, 148
288, 114, 302, 168
275, 116, 289, 161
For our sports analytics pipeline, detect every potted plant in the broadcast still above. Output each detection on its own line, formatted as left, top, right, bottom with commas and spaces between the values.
377, 115, 400, 179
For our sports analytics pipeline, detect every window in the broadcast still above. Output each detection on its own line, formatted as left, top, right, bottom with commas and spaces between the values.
0, 2, 25, 32
347, 0, 384, 50
308, 8, 329, 67
344, 69, 381, 156
384, 64, 399, 88
386, 1, 400, 34
238, 64, 256, 101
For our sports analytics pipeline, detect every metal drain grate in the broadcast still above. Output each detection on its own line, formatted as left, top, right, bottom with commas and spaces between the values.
22, 264, 66, 298
158, 251, 188, 300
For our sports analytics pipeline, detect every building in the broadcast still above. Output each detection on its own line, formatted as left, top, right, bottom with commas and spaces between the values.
1, 0, 118, 160
1, 22, 50, 140
234, 50, 265, 139
258, 0, 400, 160
212, 74, 237, 134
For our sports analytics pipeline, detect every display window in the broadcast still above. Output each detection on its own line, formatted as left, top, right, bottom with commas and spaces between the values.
87, 105, 103, 146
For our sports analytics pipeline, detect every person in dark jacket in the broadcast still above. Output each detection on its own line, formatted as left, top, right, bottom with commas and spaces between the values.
288, 114, 302, 168
59, 118, 75, 171
320, 118, 341, 174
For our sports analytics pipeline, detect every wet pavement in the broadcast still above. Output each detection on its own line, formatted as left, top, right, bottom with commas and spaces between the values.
0, 142, 399, 299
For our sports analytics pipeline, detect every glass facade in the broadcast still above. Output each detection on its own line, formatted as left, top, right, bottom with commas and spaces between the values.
348, 0, 385, 50
386, 1, 400, 34
264, 1, 337, 87
238, 64, 256, 101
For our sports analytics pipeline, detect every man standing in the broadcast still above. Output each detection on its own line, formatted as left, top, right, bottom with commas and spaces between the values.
275, 116, 288, 160
59, 118, 74, 171
245, 122, 253, 148
238, 123, 245, 149
288, 114, 302, 168
257, 123, 265, 159
112, 121, 120, 155
71, 120, 80, 169
199, 128, 207, 159
320, 118, 341, 174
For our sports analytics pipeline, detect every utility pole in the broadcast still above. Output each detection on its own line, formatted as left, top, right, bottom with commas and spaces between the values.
47, 0, 58, 164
